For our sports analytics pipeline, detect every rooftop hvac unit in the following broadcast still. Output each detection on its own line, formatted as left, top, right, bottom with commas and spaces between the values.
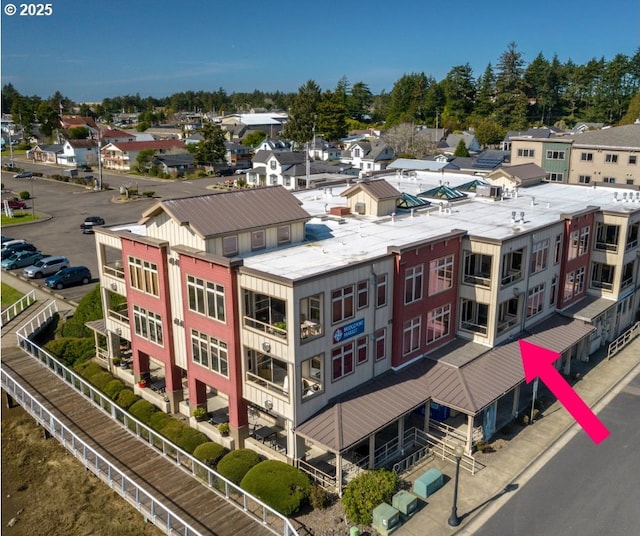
392, 490, 418, 519
372, 502, 400, 535
476, 184, 502, 199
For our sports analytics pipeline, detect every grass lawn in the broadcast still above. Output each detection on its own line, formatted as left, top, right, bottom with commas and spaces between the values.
1, 282, 24, 310
1, 212, 40, 226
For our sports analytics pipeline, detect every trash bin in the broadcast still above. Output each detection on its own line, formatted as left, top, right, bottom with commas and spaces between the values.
349, 527, 360, 536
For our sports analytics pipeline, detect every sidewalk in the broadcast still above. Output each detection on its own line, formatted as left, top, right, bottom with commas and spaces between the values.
397, 335, 640, 536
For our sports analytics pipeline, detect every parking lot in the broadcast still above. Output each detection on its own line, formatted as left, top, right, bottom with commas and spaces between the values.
2, 167, 217, 303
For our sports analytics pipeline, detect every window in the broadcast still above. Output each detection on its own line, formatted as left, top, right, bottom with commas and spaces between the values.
590, 262, 615, 291
270, 159, 277, 170
629, 155, 637, 165
283, 177, 291, 187
554, 234, 562, 264
568, 229, 580, 260
243, 291, 287, 338
354, 148, 361, 158
187, 276, 226, 322
603, 177, 616, 184
563, 267, 586, 300
460, 299, 489, 335
547, 172, 564, 182
375, 328, 386, 360
356, 336, 368, 364
517, 148, 535, 157
578, 175, 591, 184
301, 355, 323, 399
605, 154, 618, 163
222, 236, 238, 256
497, 298, 519, 334
128, 257, 159, 296
627, 179, 635, 185
300, 294, 322, 340
332, 342, 354, 381
332, 285, 354, 324
501, 248, 524, 286
191, 329, 228, 377
248, 350, 288, 396
404, 265, 423, 304
595, 223, 620, 252
357, 280, 369, 309
621, 261, 634, 289
402, 317, 421, 355
550, 275, 558, 306
251, 230, 266, 251
463, 252, 492, 287
426, 304, 451, 343
626, 222, 639, 250
428, 255, 454, 295
530, 239, 549, 274
277, 225, 291, 244
581, 152, 593, 162
579, 226, 590, 256
133, 305, 163, 345
546, 150, 565, 160
376, 274, 387, 307
527, 284, 545, 318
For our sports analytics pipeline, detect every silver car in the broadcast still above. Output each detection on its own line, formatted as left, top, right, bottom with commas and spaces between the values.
23, 256, 69, 279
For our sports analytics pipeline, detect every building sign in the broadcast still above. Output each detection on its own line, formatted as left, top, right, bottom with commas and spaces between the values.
333, 318, 365, 344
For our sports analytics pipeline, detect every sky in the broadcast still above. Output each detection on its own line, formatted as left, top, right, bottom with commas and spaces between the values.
1, 0, 638, 104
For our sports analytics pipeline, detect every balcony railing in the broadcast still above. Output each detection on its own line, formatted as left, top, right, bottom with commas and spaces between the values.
591, 280, 614, 291
595, 241, 618, 252
626, 238, 638, 251
108, 306, 129, 323
460, 320, 488, 335
246, 371, 289, 398
103, 261, 125, 279
501, 270, 522, 287
244, 316, 287, 340
463, 274, 491, 287
300, 321, 322, 340
620, 276, 633, 290
497, 315, 519, 334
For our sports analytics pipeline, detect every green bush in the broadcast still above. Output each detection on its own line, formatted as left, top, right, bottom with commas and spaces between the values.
74, 360, 103, 378
59, 286, 104, 338
217, 449, 261, 485
193, 442, 228, 468
44, 337, 95, 366
104, 379, 125, 399
160, 419, 186, 444
309, 484, 333, 510
115, 388, 137, 409
19, 190, 30, 200
342, 469, 399, 525
175, 427, 209, 453
88, 370, 115, 391
128, 399, 158, 424
149, 411, 172, 432
240, 460, 310, 515
142, 190, 155, 197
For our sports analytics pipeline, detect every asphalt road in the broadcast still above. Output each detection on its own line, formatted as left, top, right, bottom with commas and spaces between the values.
474, 372, 640, 536
2, 161, 226, 302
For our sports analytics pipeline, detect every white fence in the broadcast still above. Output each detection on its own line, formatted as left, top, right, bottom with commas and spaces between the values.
1, 288, 37, 327
608, 321, 640, 360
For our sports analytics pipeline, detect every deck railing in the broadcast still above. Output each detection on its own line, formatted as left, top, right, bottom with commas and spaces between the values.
1, 289, 37, 327
1, 369, 201, 536
608, 321, 640, 360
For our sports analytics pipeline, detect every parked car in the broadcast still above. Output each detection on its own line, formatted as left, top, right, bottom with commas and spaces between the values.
1, 242, 37, 260
13, 171, 33, 179
45, 266, 92, 289
2, 250, 43, 270
3, 198, 27, 210
1, 235, 14, 244
82, 215, 105, 226
23, 255, 69, 278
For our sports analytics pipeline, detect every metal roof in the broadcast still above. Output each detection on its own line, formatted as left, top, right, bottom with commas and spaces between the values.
342, 179, 401, 201
295, 316, 594, 453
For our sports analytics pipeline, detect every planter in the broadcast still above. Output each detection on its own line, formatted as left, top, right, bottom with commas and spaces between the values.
138, 379, 148, 388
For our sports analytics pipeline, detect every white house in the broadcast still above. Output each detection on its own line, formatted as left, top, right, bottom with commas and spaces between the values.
58, 139, 99, 166
341, 140, 395, 176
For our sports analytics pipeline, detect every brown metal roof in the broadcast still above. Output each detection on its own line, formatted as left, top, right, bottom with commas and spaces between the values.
341, 179, 401, 201
296, 316, 595, 453
139, 186, 310, 239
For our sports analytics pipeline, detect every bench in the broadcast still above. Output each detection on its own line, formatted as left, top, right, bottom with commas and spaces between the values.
413, 468, 444, 499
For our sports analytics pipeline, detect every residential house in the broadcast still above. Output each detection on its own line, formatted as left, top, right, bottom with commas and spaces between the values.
58, 139, 99, 167
29, 143, 63, 163
247, 150, 306, 189
255, 138, 292, 153
100, 128, 137, 145
220, 113, 288, 138
101, 140, 188, 171
224, 141, 253, 169
152, 153, 196, 176
500, 127, 565, 152
308, 138, 341, 161
342, 140, 395, 176
438, 131, 482, 155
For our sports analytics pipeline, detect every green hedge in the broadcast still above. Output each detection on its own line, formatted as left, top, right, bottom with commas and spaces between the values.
129, 399, 158, 424
104, 379, 125, 399
177, 427, 210, 454
240, 460, 310, 515
217, 449, 261, 485
342, 469, 399, 525
44, 337, 95, 366
149, 411, 172, 432
193, 442, 227, 467
88, 370, 115, 391
115, 388, 137, 409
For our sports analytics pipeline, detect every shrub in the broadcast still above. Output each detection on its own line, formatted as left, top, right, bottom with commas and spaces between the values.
115, 388, 137, 409
191, 406, 207, 420
193, 442, 227, 467
74, 360, 103, 378
104, 379, 125, 399
342, 469, 398, 525
129, 399, 158, 425
59, 286, 104, 338
149, 411, 172, 432
176, 427, 209, 454
310, 484, 333, 510
142, 190, 155, 197
217, 422, 230, 435
44, 337, 95, 366
217, 449, 261, 485
19, 190, 30, 200
240, 460, 310, 515
160, 419, 186, 444
88, 370, 115, 391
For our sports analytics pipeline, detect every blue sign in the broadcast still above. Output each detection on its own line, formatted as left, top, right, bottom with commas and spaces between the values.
333, 318, 365, 344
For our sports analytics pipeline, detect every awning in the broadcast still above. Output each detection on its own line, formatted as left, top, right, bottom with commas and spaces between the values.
85, 318, 107, 335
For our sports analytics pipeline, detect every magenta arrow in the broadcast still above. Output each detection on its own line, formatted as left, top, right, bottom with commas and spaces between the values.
519, 339, 609, 444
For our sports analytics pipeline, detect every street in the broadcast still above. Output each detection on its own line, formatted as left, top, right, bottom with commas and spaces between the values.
474, 372, 640, 536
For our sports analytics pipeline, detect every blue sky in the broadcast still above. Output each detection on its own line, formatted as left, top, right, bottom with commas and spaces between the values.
1, 0, 638, 103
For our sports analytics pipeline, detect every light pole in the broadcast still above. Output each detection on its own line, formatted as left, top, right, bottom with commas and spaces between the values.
448, 443, 464, 527
30, 176, 35, 218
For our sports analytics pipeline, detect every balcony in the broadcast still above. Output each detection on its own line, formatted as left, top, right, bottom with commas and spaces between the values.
244, 316, 287, 340
497, 315, 519, 335
243, 290, 287, 341
246, 371, 289, 397
460, 320, 488, 335
108, 305, 129, 324
103, 261, 125, 279
500, 270, 522, 287
300, 320, 322, 340
463, 253, 492, 288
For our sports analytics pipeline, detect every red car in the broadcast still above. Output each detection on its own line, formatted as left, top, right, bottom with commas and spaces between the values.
4, 198, 27, 210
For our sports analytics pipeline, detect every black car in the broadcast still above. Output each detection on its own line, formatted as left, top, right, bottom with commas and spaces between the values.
83, 216, 105, 226
0, 242, 37, 259
45, 266, 92, 289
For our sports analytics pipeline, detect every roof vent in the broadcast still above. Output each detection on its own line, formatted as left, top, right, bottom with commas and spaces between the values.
519, 211, 525, 224
511, 210, 517, 224
530, 196, 536, 206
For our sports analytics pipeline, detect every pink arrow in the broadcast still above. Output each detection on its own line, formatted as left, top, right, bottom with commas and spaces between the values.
519, 339, 609, 444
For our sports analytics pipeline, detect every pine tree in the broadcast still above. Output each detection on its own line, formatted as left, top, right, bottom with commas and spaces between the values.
282, 80, 322, 145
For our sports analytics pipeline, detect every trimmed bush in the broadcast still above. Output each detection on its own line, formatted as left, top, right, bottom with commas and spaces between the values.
115, 388, 137, 409
240, 460, 310, 515
217, 449, 261, 485
128, 399, 158, 425
342, 469, 399, 525
88, 370, 115, 391
193, 442, 227, 467
175, 427, 209, 454
74, 360, 104, 378
149, 411, 172, 432
19, 190, 30, 200
104, 379, 125, 400
160, 419, 186, 444
44, 337, 95, 366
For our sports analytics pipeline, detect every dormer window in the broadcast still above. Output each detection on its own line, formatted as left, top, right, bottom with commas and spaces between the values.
354, 148, 361, 158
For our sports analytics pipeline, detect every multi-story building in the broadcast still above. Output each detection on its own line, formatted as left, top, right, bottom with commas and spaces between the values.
93, 173, 639, 490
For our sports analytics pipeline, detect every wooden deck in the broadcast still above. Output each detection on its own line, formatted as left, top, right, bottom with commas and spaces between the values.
1, 314, 273, 536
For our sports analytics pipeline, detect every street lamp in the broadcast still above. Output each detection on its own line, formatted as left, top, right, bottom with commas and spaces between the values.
448, 443, 465, 527
30, 176, 35, 218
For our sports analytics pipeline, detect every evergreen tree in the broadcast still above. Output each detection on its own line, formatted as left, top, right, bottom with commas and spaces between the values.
347, 81, 373, 122
282, 80, 322, 144
453, 138, 470, 157
474, 63, 495, 117
36, 101, 60, 137
194, 122, 226, 165
317, 91, 347, 141
386, 72, 430, 126
494, 42, 528, 127
442, 64, 476, 129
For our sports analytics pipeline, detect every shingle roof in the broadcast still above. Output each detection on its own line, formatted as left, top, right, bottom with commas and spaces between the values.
106, 140, 186, 152
139, 186, 310, 239
568, 124, 640, 149
488, 163, 547, 183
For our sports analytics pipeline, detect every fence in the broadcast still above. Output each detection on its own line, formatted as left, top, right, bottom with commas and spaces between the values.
608, 321, 640, 360
1, 289, 37, 327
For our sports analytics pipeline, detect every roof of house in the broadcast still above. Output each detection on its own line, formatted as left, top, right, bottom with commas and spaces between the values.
101, 128, 136, 139
139, 186, 310, 239
60, 115, 97, 129
66, 139, 98, 149
103, 140, 186, 152
33, 143, 63, 153
342, 179, 401, 201
388, 158, 452, 172
486, 163, 547, 185
253, 150, 306, 166
152, 153, 195, 167
568, 124, 640, 149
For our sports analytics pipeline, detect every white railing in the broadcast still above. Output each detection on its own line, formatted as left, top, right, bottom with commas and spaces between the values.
427, 434, 479, 475
296, 459, 337, 492
12, 334, 298, 536
15, 298, 58, 338
0, 369, 201, 536
1, 289, 37, 327
608, 321, 640, 360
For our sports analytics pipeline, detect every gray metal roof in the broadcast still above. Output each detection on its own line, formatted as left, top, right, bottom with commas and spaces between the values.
296, 315, 594, 453
568, 124, 640, 150
139, 186, 310, 239
342, 179, 401, 201
559, 295, 617, 322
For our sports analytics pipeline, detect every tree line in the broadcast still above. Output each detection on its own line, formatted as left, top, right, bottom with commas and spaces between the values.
3, 43, 639, 147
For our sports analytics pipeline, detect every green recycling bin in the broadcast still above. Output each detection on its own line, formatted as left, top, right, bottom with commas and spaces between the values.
350, 527, 360, 536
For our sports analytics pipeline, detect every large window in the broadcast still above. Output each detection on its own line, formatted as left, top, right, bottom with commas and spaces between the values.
357, 280, 369, 309
564, 267, 585, 300
497, 298, 519, 334
300, 293, 323, 340
546, 150, 565, 160
595, 223, 620, 252
463, 252, 492, 287
375, 328, 386, 361
627, 222, 639, 250
590, 262, 615, 291
578, 175, 591, 184
133, 305, 163, 345
605, 153, 618, 163
376, 274, 387, 307
579, 226, 590, 256
426, 304, 451, 343
517, 148, 535, 157
243, 291, 287, 339
530, 239, 549, 274
404, 265, 423, 304
581, 152, 593, 162
460, 299, 489, 335
567, 230, 580, 260
402, 317, 421, 355
301, 355, 323, 399
547, 172, 564, 182
527, 284, 545, 318
128, 257, 159, 296
332, 342, 354, 381
187, 276, 225, 322
247, 349, 288, 396
191, 329, 228, 377
428, 255, 454, 295
332, 285, 354, 324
